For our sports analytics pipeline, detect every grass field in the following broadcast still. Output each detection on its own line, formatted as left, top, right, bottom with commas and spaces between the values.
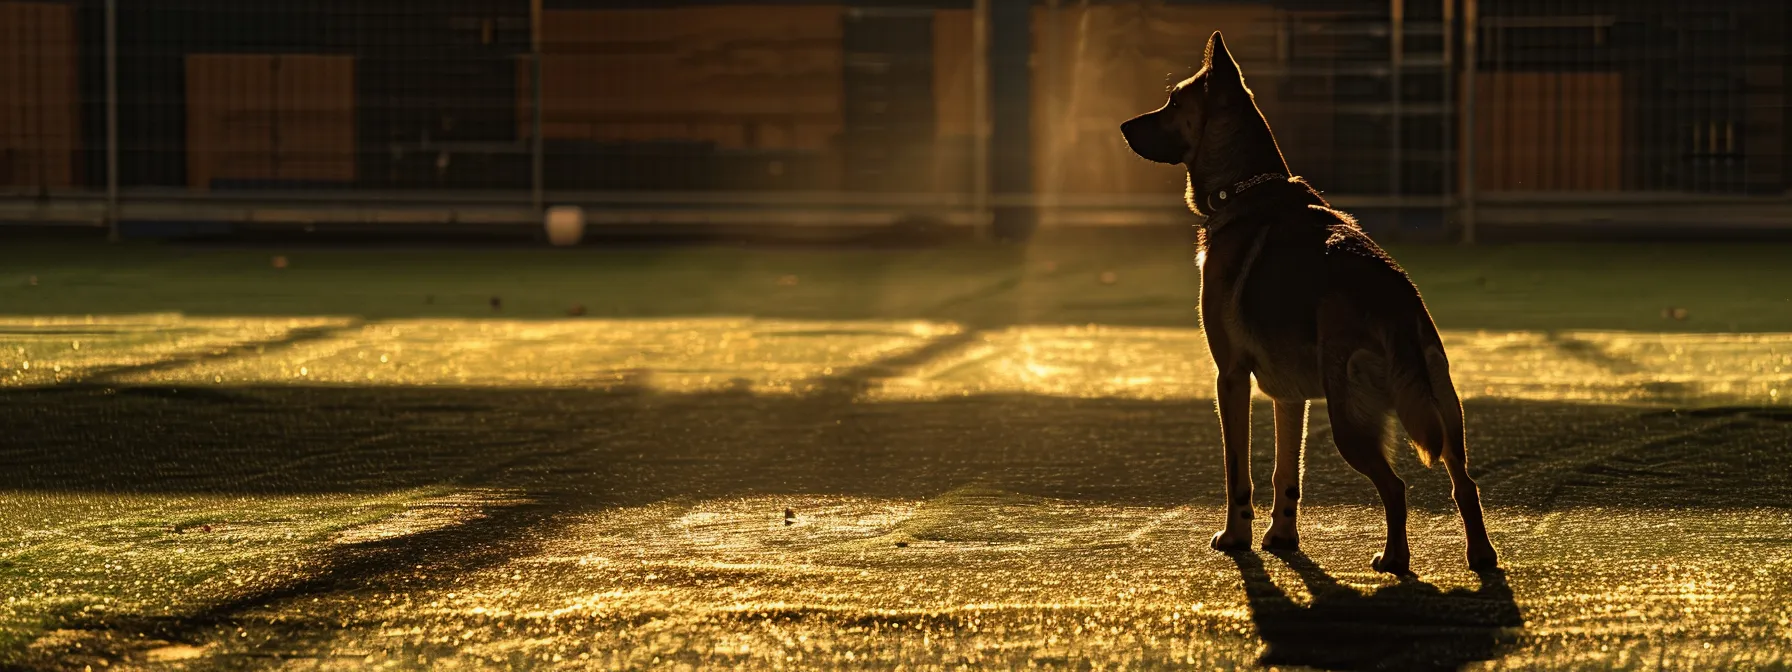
6, 236, 1792, 331
3, 235, 1791, 670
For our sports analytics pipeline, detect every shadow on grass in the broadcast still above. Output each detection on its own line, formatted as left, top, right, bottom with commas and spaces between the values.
4, 383, 1789, 508
5, 379, 1791, 667
1230, 550, 1522, 671
7, 494, 563, 671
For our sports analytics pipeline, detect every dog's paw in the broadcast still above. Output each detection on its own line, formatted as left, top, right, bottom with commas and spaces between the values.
1371, 551, 1414, 577
1261, 528, 1300, 551
1467, 542, 1500, 571
1210, 529, 1252, 552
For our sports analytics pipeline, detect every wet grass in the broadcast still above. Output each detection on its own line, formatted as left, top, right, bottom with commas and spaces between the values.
0, 488, 447, 668
2, 234, 1790, 668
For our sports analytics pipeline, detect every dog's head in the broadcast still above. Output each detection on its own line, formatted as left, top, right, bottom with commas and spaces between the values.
1120, 31, 1255, 167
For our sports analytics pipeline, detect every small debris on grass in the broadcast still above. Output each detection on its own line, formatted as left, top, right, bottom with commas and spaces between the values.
490, 296, 502, 311
1099, 271, 1118, 285
145, 644, 209, 662
777, 274, 799, 287
271, 255, 289, 269
784, 508, 795, 525
567, 303, 587, 317
1663, 307, 1689, 321
894, 541, 909, 548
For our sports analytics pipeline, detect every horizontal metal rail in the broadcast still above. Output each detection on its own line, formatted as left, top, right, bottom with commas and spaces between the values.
8, 192, 1792, 232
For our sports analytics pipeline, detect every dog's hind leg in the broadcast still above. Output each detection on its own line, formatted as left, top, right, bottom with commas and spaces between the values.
1438, 398, 1498, 571
1262, 399, 1307, 550
1394, 344, 1498, 571
1325, 347, 1412, 576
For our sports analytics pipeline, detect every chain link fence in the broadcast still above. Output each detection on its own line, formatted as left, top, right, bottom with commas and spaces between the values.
2, 0, 1789, 240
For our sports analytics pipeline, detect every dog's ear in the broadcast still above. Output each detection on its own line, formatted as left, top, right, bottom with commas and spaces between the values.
1204, 31, 1243, 88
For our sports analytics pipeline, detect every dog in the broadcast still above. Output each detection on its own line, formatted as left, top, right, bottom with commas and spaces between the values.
1120, 32, 1497, 575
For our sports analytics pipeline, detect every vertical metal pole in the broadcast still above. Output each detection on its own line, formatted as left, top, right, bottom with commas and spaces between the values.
1389, 0, 1403, 203
104, 0, 119, 241
987, 0, 1032, 241
1040, 0, 1060, 230
1441, 0, 1453, 215
970, 0, 991, 238
1460, 0, 1478, 244
530, 0, 544, 214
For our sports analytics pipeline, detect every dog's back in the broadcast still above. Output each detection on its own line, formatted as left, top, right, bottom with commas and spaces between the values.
1203, 181, 1440, 409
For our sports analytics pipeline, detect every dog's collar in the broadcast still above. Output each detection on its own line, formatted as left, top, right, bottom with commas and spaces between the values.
1205, 172, 1286, 214
1198, 172, 1286, 236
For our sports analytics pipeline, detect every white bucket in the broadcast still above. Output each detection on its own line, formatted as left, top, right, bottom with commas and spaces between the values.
545, 206, 585, 247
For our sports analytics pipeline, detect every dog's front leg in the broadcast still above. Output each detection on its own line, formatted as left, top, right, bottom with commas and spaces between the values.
1210, 367, 1255, 551
1262, 399, 1307, 550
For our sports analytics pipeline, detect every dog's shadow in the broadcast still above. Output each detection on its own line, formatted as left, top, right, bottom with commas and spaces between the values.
1228, 550, 1523, 671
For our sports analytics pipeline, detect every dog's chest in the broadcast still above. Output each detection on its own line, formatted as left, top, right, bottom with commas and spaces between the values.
1201, 232, 1326, 399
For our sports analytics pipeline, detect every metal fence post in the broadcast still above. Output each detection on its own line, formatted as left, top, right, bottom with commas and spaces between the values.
1389, 0, 1403, 205
530, 0, 544, 215
1038, 0, 1060, 231
987, 0, 1033, 241
971, 0, 991, 240
104, 0, 119, 241
1442, 0, 1453, 217
1459, 0, 1478, 244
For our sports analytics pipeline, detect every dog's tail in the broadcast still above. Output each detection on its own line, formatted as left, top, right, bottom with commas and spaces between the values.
1389, 316, 1463, 469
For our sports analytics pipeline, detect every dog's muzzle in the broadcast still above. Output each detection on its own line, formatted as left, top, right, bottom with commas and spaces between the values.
1121, 109, 1189, 165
